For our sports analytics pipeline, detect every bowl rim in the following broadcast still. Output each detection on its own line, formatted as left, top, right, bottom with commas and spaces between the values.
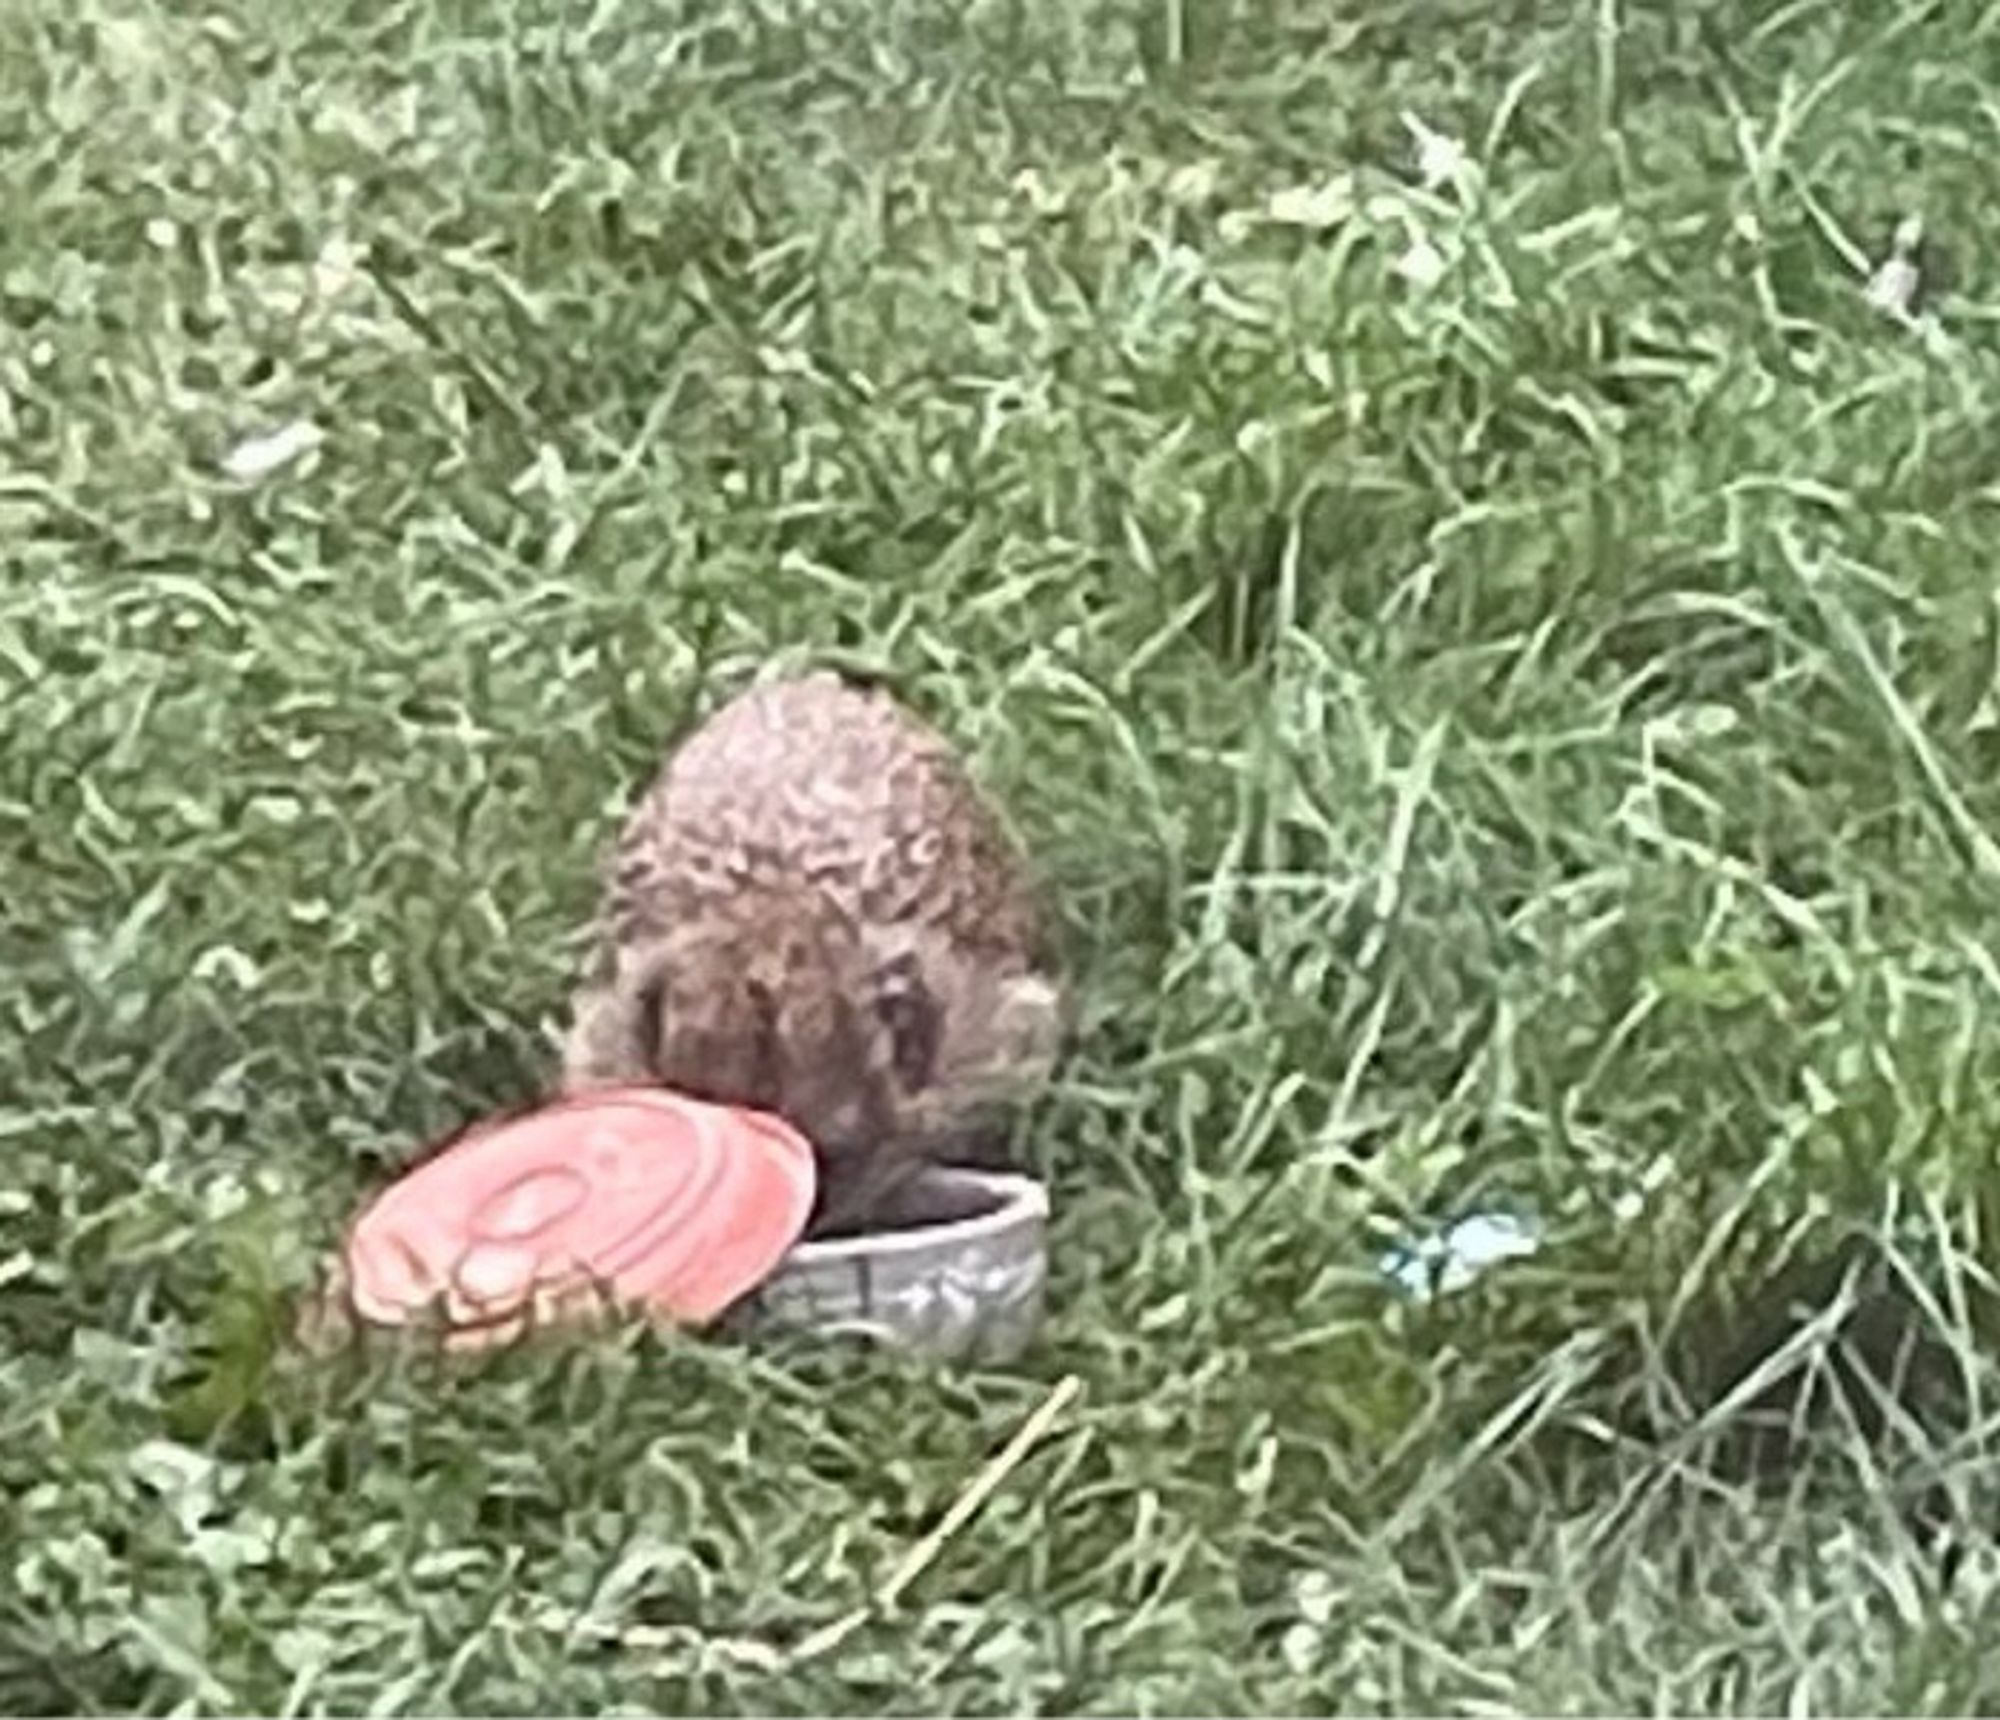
779, 1167, 1049, 1268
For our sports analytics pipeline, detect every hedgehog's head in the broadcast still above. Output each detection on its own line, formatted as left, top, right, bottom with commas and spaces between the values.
561, 902, 1064, 1234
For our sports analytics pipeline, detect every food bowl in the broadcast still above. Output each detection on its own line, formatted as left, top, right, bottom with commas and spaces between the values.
730, 1166, 1049, 1364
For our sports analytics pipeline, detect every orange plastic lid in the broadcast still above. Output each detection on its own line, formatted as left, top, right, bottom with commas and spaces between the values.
342, 1087, 818, 1348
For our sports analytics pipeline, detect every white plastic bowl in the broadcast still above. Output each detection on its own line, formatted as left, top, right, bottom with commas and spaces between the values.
731, 1167, 1049, 1364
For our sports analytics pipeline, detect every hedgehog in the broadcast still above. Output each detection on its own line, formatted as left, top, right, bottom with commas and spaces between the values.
560, 670, 1065, 1238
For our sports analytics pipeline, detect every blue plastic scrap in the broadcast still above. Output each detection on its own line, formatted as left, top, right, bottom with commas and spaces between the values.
1378, 1210, 1542, 1301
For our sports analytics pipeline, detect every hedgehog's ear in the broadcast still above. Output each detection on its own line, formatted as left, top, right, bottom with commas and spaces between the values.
992, 972, 1065, 1080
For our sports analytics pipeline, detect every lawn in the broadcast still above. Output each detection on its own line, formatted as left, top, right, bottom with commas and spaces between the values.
9, 0, 2000, 1710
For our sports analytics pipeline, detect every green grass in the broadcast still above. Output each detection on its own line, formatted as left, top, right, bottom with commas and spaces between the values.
10, 0, 2000, 1709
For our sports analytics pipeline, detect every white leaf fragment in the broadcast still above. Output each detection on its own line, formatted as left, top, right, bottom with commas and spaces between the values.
1394, 233, 1448, 289
1864, 214, 1925, 321
1402, 110, 1469, 191
220, 419, 324, 482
